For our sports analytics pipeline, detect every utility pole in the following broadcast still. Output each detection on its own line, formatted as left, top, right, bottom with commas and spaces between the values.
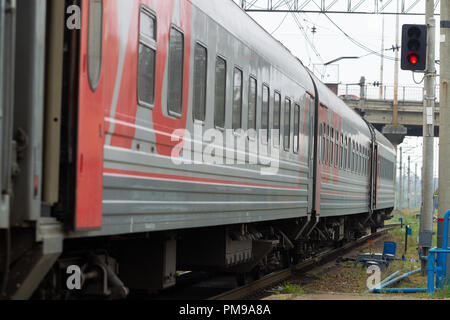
408, 156, 411, 208
399, 148, 403, 209
420, 0, 436, 273
438, 0, 450, 276
393, 0, 400, 125
380, 0, 385, 100
415, 163, 418, 208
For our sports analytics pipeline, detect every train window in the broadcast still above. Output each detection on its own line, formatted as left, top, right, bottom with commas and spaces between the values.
330, 128, 334, 167
335, 132, 339, 168
351, 141, 354, 172
325, 125, 329, 165
167, 27, 185, 117
232, 68, 243, 130
357, 144, 360, 174
284, 98, 291, 151
359, 145, 362, 175
262, 85, 270, 143
321, 124, 325, 163
340, 135, 344, 169
344, 137, 347, 170
248, 77, 257, 132
293, 104, 300, 154
348, 139, 352, 171
273, 92, 281, 147
88, 0, 103, 92
214, 56, 227, 128
193, 43, 207, 121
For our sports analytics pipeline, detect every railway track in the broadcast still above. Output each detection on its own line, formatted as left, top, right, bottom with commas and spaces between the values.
209, 224, 401, 300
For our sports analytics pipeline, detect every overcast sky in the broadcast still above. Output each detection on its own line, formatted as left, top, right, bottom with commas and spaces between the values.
233, 1, 441, 180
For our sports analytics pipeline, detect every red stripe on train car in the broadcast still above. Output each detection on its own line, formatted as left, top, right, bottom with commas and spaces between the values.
103, 168, 301, 190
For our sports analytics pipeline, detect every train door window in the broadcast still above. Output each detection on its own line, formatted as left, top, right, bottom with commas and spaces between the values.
330, 127, 334, 167
340, 135, 344, 169
193, 43, 207, 121
273, 92, 281, 147
88, 0, 103, 91
214, 56, 227, 128
293, 104, 300, 154
284, 98, 291, 151
167, 27, 184, 117
248, 77, 257, 132
262, 85, 270, 143
138, 8, 156, 106
232, 68, 243, 130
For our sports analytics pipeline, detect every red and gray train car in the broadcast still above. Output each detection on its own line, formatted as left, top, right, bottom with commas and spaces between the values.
0, 0, 395, 299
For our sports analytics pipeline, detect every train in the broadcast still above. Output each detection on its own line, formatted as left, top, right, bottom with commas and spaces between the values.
0, 0, 395, 299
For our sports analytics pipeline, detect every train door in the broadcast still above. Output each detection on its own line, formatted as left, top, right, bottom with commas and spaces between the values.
307, 95, 315, 213
0, 0, 15, 228
74, 0, 105, 230
371, 144, 379, 210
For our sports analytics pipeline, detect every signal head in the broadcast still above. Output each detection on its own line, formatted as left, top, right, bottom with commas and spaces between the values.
401, 24, 427, 71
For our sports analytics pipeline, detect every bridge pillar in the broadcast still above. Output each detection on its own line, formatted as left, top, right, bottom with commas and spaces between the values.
381, 124, 407, 147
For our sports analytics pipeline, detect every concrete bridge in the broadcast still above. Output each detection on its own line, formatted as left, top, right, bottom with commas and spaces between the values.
336, 84, 440, 137
343, 98, 440, 137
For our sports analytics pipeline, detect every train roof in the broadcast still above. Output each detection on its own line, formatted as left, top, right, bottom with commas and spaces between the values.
191, 0, 315, 94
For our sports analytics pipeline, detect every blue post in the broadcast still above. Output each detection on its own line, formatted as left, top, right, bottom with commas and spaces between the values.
428, 253, 435, 295
438, 210, 450, 287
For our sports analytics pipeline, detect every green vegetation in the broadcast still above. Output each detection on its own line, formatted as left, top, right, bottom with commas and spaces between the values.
281, 281, 305, 295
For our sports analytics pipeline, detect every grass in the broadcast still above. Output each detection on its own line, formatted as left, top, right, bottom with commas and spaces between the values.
280, 281, 305, 295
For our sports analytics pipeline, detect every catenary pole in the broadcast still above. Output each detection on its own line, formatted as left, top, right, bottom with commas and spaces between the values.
419, 0, 436, 273
438, 0, 450, 276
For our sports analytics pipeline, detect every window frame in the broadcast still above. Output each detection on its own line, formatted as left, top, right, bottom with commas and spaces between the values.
284, 97, 292, 152
293, 103, 300, 154
192, 41, 208, 122
261, 83, 270, 144
248, 76, 258, 134
214, 55, 227, 129
167, 25, 185, 118
232, 66, 243, 130
273, 91, 281, 148
137, 6, 157, 108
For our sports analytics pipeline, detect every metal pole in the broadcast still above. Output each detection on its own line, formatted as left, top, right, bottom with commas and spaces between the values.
438, 0, 450, 278
380, 3, 385, 100
420, 0, 436, 273
393, 0, 400, 125
399, 147, 403, 209
415, 163, 418, 208
408, 156, 411, 208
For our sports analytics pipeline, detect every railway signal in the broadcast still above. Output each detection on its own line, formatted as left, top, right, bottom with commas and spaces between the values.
401, 24, 427, 71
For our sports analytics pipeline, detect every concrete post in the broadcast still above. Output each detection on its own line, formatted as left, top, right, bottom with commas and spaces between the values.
419, 0, 435, 273
415, 163, 418, 208
408, 156, 411, 208
438, 0, 450, 277
393, 0, 400, 125
399, 148, 403, 209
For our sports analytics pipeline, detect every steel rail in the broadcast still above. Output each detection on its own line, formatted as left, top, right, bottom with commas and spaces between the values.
209, 223, 401, 300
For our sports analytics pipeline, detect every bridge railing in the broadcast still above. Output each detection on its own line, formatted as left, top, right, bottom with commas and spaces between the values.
338, 84, 441, 103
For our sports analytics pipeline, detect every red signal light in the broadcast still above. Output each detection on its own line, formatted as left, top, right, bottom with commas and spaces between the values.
408, 52, 419, 65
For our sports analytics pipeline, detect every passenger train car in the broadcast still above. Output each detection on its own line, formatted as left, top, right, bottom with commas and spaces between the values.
0, 0, 395, 299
